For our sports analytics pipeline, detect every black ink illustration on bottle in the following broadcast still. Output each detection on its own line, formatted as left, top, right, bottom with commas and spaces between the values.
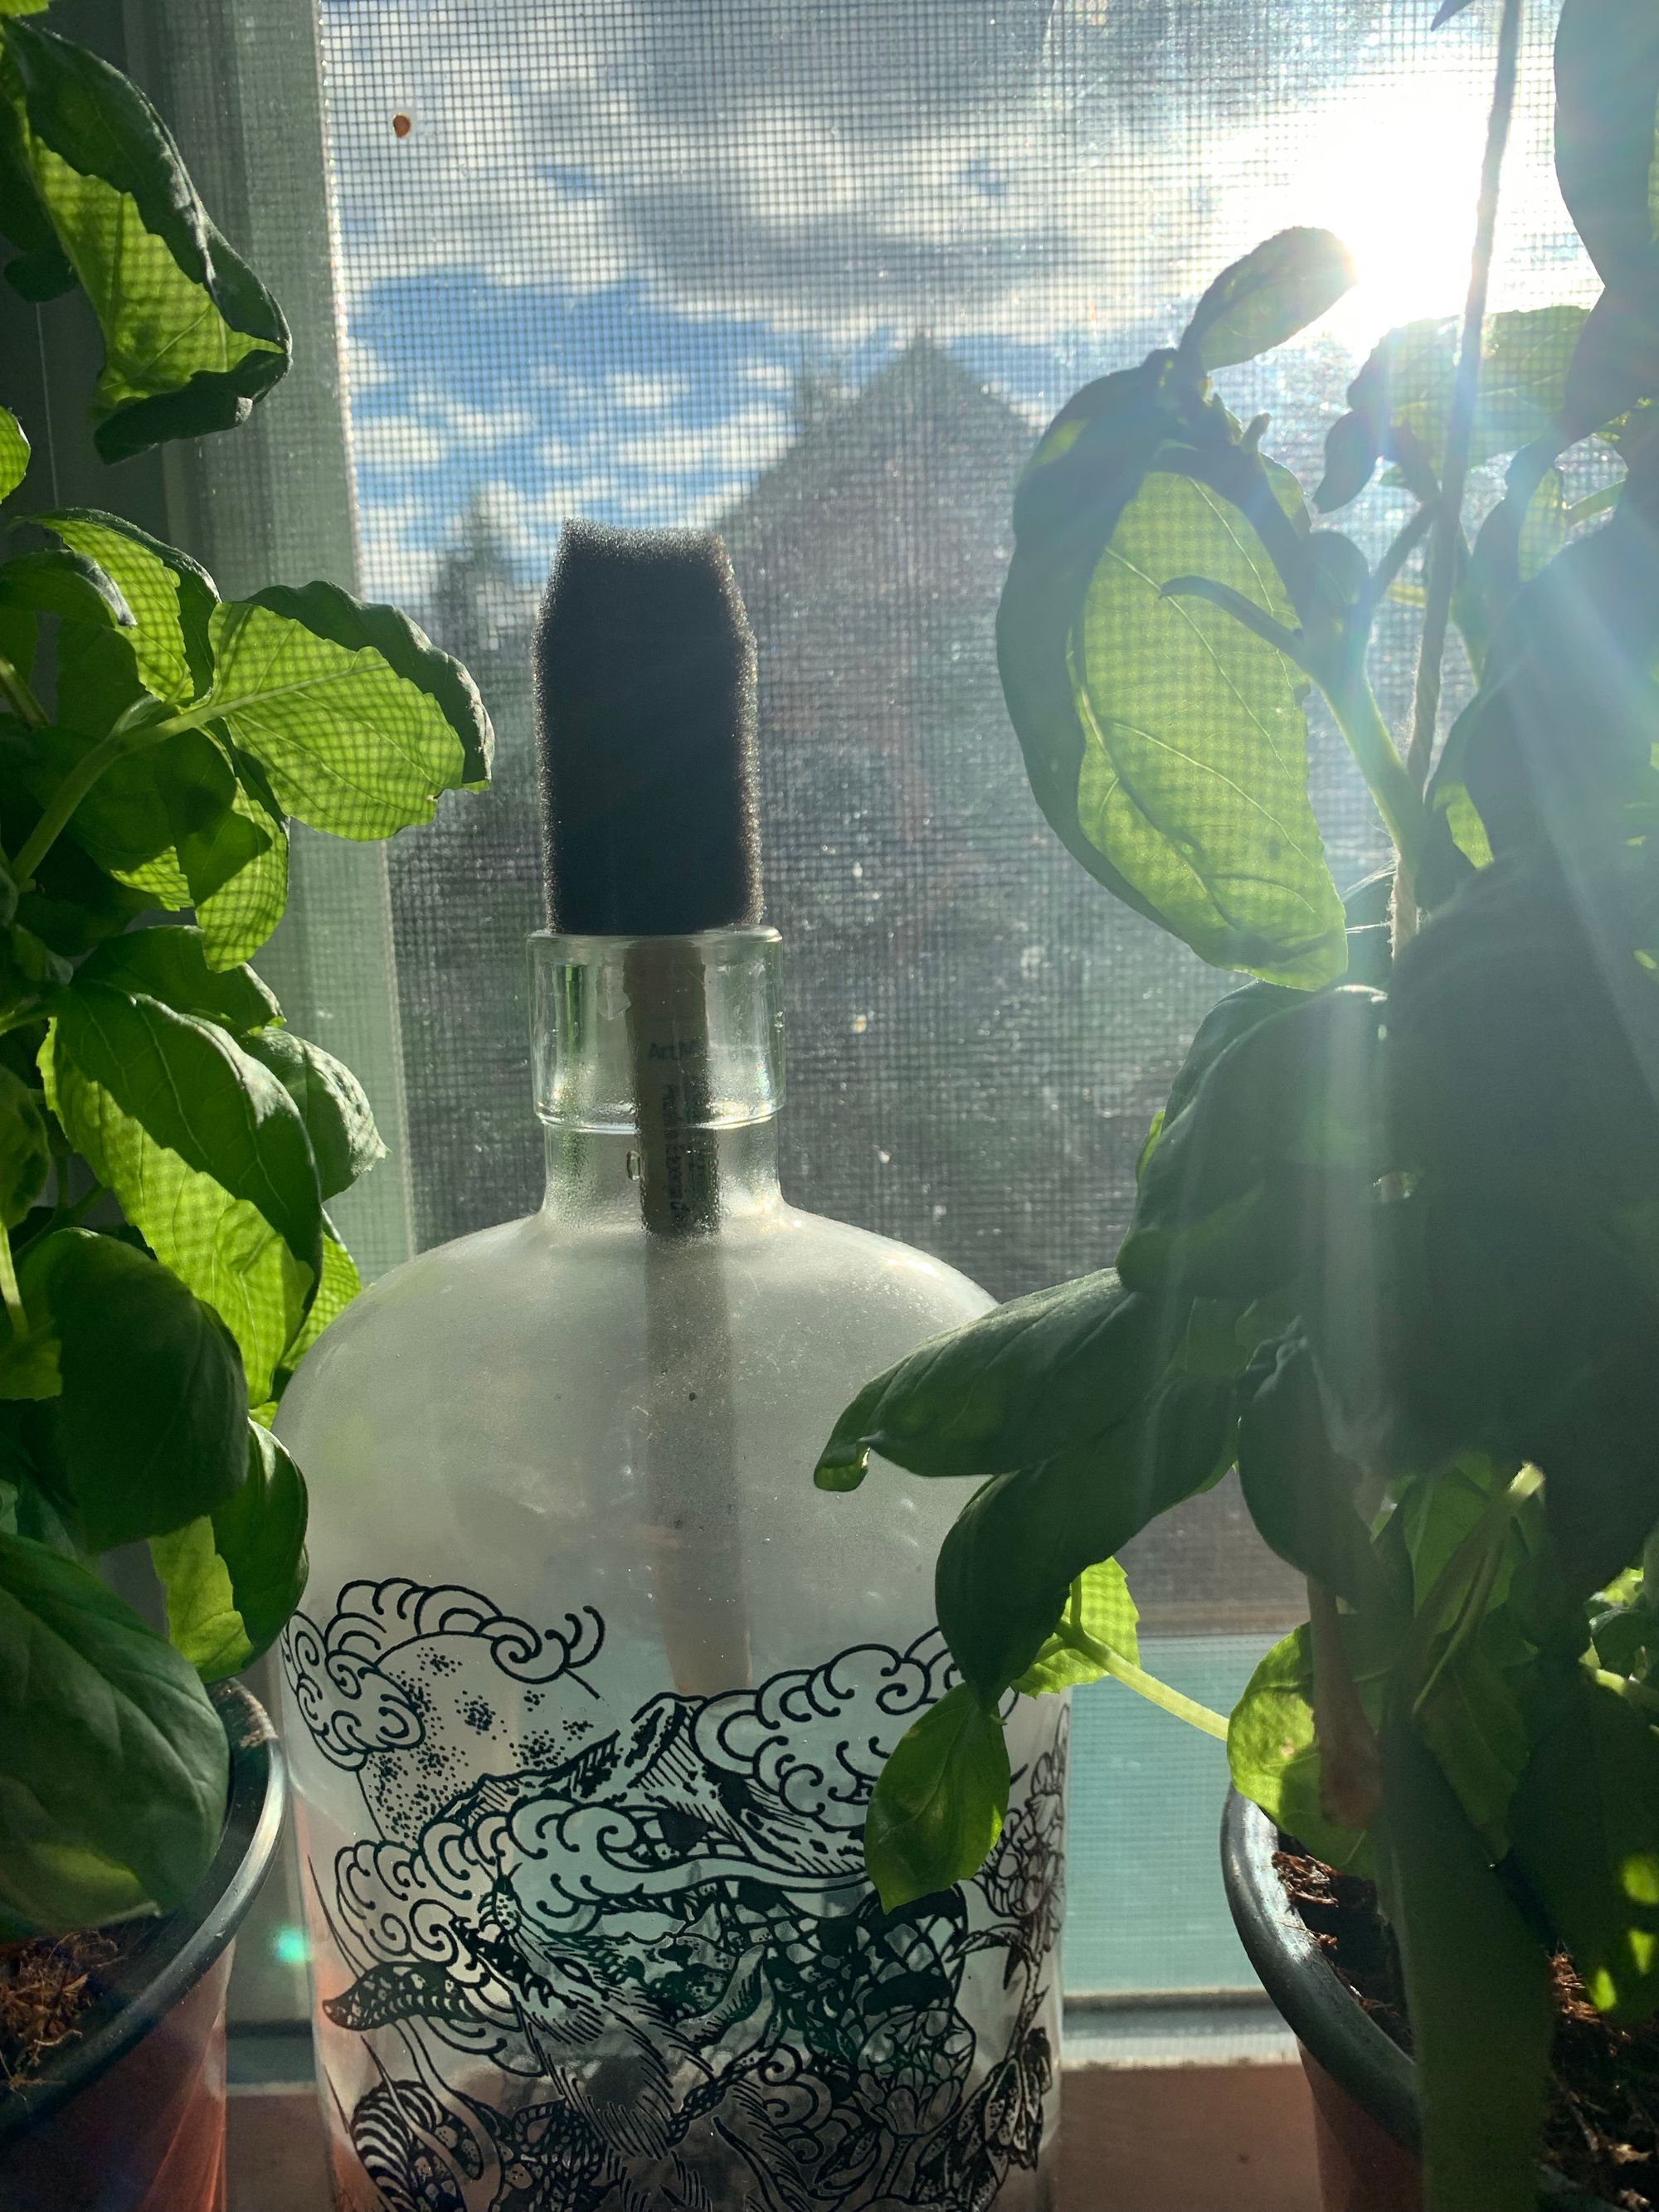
285, 1578, 1065, 2211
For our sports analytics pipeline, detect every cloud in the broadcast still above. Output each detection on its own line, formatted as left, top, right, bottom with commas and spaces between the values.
611, 401, 790, 479
323, 0, 1584, 356
352, 415, 452, 470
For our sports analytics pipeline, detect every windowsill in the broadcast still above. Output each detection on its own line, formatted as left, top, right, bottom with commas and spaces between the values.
225, 2005, 1323, 2212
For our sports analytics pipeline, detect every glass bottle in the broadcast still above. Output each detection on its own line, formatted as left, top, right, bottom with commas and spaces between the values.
278, 924, 1067, 2212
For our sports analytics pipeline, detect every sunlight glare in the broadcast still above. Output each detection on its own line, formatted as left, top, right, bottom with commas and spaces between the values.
1219, 68, 1489, 356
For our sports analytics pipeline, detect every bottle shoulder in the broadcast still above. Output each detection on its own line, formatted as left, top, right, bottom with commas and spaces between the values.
281, 1201, 990, 1420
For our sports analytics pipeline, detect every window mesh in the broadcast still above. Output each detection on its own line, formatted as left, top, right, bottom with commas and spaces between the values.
319, 0, 1593, 1989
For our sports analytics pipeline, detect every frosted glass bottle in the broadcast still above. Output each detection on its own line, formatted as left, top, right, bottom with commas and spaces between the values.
279, 926, 1066, 2212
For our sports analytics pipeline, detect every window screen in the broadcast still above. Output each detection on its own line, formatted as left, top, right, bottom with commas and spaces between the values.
318, 0, 1592, 1992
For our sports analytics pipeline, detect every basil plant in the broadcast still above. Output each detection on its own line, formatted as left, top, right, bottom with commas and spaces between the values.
0, 9, 489, 1936
820, 3, 1659, 2205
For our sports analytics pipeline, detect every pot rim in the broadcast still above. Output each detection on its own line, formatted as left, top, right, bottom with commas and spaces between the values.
1219, 1787, 1613, 2212
0, 1678, 286, 2142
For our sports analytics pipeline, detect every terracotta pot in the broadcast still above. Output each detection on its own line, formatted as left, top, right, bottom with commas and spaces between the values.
0, 1680, 286, 2212
1219, 1789, 1611, 2212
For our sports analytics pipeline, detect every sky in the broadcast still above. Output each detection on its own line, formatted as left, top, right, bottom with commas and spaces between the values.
318, 0, 1594, 608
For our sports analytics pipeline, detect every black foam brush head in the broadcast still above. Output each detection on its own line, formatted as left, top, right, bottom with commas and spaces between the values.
533, 521, 761, 935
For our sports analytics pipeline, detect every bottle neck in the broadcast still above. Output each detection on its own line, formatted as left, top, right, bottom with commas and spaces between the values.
530, 926, 786, 1230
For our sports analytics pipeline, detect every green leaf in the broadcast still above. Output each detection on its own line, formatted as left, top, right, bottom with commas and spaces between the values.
1321, 310, 1591, 510
0, 917, 70, 1024
1236, 1330, 1390, 1609
0, 1530, 226, 1933
0, 1062, 46, 1227
1000, 357, 1343, 985
1416, 1608, 1540, 1858
273, 1224, 359, 1394
1511, 1668, 1659, 2025
1012, 1557, 1140, 1693
0, 404, 26, 500
935, 1370, 1236, 1701
1438, 505, 1659, 869
1118, 985, 1385, 1300
23, 1228, 248, 1551
0, 547, 133, 629
1375, 1714, 1554, 2212
202, 584, 491, 839
152, 1421, 307, 1682
864, 1683, 1009, 1910
190, 745, 289, 970
815, 1270, 1163, 1489
241, 1028, 382, 1201
0, 21, 289, 461
80, 922, 280, 1033
32, 509, 216, 705
1554, 0, 1659, 294
42, 984, 322, 1398
1178, 228, 1355, 373
1063, 466, 1343, 986
15, 726, 200, 898
1227, 1618, 1393, 1874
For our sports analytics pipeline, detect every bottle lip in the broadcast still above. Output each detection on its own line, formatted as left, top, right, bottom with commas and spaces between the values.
529, 923, 785, 1134
529, 924, 782, 957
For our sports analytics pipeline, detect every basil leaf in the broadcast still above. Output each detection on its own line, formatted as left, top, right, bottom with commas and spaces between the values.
273, 1225, 359, 1398
1227, 1619, 1392, 1875
1012, 1557, 1140, 1694
203, 584, 492, 839
1413, 1607, 1539, 1858
864, 1683, 1009, 1911
1236, 1330, 1391, 1611
0, 547, 133, 629
6, 722, 257, 922
43, 984, 322, 1397
241, 1028, 382, 1201
32, 509, 216, 705
0, 1062, 46, 1228
0, 1530, 227, 1933
1554, 0, 1659, 294
1375, 1715, 1554, 2212
1511, 1668, 1659, 2025
152, 1422, 307, 1682
80, 921, 280, 1033
935, 1371, 1236, 1702
1119, 985, 1385, 1300
190, 745, 289, 970
1316, 309, 1590, 514
0, 917, 70, 1023
0, 20, 289, 460
815, 1270, 1160, 1489
1008, 455, 1343, 987
1177, 227, 1355, 373
24, 1228, 248, 1550
0, 404, 26, 501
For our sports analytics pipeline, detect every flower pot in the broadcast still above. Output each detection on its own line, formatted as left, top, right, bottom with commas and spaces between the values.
1219, 1789, 1614, 2212
0, 1680, 286, 2212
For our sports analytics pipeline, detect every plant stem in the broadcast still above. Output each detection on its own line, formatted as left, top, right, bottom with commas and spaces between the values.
0, 1232, 25, 1338
1330, 676, 1432, 872
11, 732, 130, 887
10, 694, 173, 887
1095, 1647, 1230, 1742
0, 650, 45, 732
1395, 0, 1524, 932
